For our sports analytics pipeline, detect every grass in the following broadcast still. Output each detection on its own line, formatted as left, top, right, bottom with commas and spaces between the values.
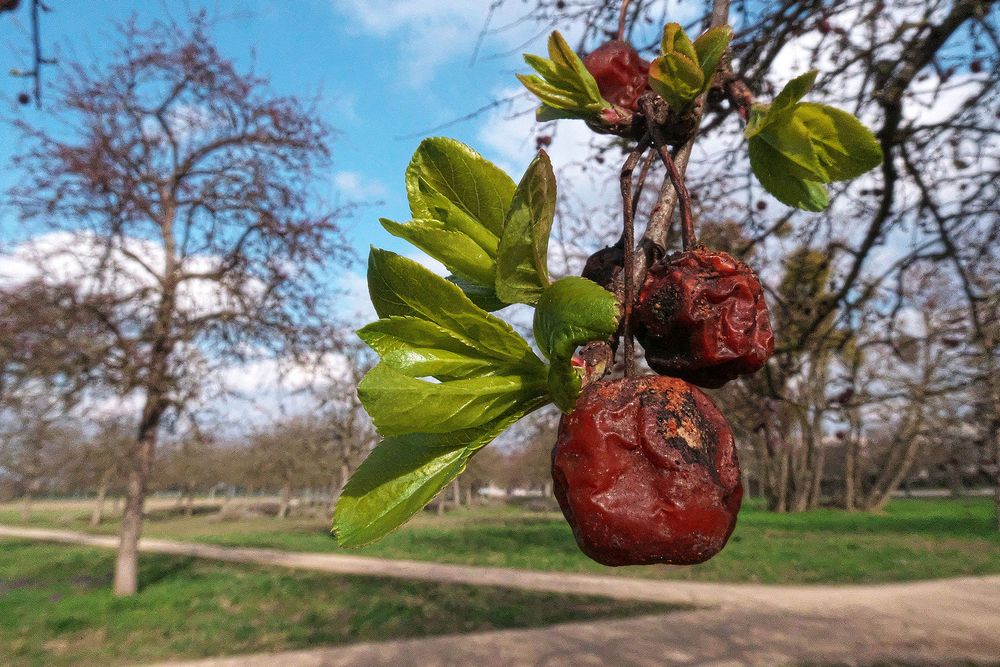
0, 541, 679, 666
2, 497, 999, 584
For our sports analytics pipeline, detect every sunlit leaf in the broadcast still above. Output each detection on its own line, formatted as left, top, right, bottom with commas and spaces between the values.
496, 150, 556, 305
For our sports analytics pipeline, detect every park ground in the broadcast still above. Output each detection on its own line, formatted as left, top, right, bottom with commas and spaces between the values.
1, 496, 999, 665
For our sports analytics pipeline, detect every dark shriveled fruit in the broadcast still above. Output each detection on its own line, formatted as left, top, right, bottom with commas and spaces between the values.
583, 40, 650, 112
635, 248, 774, 388
552, 376, 743, 566
581, 239, 624, 290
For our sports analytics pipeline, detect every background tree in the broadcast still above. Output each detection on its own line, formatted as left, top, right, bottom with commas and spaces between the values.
493, 0, 998, 523
7, 15, 351, 594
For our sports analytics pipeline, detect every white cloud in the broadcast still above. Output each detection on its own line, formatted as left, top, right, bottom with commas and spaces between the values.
334, 170, 388, 199
331, 0, 520, 86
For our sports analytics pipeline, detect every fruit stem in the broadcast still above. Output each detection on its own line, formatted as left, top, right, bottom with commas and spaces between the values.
620, 133, 650, 379
617, 0, 632, 42
640, 98, 697, 251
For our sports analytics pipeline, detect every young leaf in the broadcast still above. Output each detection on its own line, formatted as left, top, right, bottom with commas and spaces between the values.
795, 103, 884, 180
745, 70, 818, 139
533, 277, 620, 411
744, 70, 882, 210
366, 248, 542, 367
332, 404, 545, 547
661, 23, 698, 62
496, 150, 556, 305
770, 69, 818, 116
357, 363, 547, 437
748, 138, 829, 212
518, 31, 611, 122
693, 25, 733, 83
649, 51, 704, 110
380, 218, 496, 287
448, 275, 507, 312
405, 137, 515, 246
358, 316, 498, 381
757, 113, 828, 181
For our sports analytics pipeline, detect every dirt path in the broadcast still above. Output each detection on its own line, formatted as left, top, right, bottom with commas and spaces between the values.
4, 525, 999, 665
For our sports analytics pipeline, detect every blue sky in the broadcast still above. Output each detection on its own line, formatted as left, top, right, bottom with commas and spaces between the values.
0, 0, 696, 423
0, 1, 525, 254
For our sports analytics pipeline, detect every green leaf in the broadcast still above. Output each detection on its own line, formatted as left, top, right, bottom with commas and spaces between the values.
366, 248, 541, 367
380, 218, 496, 287
495, 150, 556, 305
693, 25, 733, 83
518, 31, 611, 121
358, 363, 547, 437
794, 103, 883, 181
405, 137, 515, 249
758, 113, 828, 181
649, 51, 704, 110
447, 275, 507, 312
358, 316, 498, 380
746, 70, 818, 139
333, 406, 543, 547
661, 23, 698, 63
533, 277, 620, 411
771, 70, 818, 116
748, 137, 829, 212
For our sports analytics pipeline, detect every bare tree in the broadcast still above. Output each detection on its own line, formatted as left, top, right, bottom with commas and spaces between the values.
494, 0, 998, 524
7, 15, 350, 594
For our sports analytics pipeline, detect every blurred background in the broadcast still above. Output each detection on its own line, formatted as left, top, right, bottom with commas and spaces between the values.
1, 1, 999, 665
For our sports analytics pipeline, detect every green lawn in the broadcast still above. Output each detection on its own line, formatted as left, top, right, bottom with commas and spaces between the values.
2, 497, 999, 584
0, 541, 678, 666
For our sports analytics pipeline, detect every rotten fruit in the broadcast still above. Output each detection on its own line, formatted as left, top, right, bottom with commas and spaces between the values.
551, 375, 743, 566
634, 247, 774, 388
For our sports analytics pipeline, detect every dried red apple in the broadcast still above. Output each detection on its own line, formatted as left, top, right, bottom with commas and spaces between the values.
552, 375, 743, 566
635, 248, 774, 388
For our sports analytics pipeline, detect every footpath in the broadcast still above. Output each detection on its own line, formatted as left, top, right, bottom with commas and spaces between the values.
3, 525, 999, 666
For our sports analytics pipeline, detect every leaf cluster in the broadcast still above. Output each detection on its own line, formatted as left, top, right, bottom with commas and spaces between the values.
746, 71, 884, 211
516, 31, 612, 122
648, 24, 732, 111
335, 139, 619, 546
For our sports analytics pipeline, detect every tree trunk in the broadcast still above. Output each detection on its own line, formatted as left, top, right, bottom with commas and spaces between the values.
185, 488, 194, 517
113, 420, 158, 596
90, 468, 113, 527
451, 479, 461, 508
20, 490, 32, 522
945, 461, 964, 498
994, 425, 1000, 532
464, 484, 473, 506
277, 481, 292, 519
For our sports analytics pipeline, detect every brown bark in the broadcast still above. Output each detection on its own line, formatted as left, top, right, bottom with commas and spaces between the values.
20, 491, 31, 522
113, 408, 160, 596
90, 468, 112, 527
277, 480, 292, 519
844, 439, 858, 512
451, 479, 461, 508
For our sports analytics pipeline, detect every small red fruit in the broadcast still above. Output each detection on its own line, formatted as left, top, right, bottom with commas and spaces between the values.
581, 240, 624, 290
17, 92, 31, 106
552, 375, 743, 566
583, 40, 650, 111
635, 248, 774, 388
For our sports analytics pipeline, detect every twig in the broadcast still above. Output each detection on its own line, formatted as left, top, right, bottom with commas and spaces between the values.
632, 149, 656, 219
643, 101, 696, 250
617, 0, 633, 42
620, 134, 650, 379
628, 0, 732, 289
